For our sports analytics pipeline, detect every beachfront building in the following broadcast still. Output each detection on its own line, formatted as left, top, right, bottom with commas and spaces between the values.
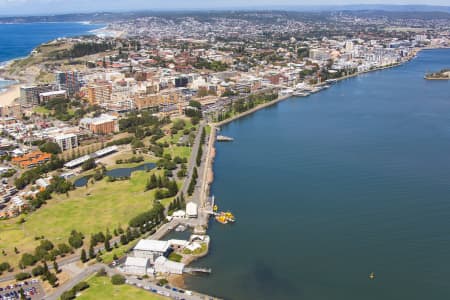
20, 85, 52, 105
39, 90, 67, 103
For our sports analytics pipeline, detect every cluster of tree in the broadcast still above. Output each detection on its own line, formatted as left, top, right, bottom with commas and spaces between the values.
106, 136, 134, 147
176, 163, 187, 178
68, 230, 84, 249
15, 157, 65, 189
81, 158, 96, 171
0, 262, 11, 275
60, 281, 90, 300
194, 58, 228, 71
24, 260, 59, 287
154, 180, 178, 200
233, 92, 278, 114
39, 142, 61, 155
196, 127, 206, 167
185, 100, 202, 120
1, 168, 16, 178
41, 97, 77, 122
28, 176, 73, 210
156, 157, 177, 171
119, 227, 142, 246
19, 239, 72, 269
171, 119, 186, 134
53, 42, 114, 59
187, 167, 198, 196
119, 111, 163, 132
116, 156, 144, 165
129, 201, 165, 228
168, 193, 186, 215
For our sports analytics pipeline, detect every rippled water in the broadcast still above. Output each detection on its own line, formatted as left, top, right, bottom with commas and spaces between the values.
186, 49, 450, 300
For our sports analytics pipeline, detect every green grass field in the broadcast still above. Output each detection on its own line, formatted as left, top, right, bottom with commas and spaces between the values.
0, 169, 164, 267
77, 275, 168, 300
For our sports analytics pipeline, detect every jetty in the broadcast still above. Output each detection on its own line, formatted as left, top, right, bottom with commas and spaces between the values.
217, 135, 234, 142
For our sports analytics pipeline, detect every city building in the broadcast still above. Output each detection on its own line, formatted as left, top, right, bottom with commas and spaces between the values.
133, 240, 171, 263
52, 133, 78, 151
86, 81, 112, 105
39, 90, 67, 103
124, 257, 150, 276
12, 151, 52, 169
79, 114, 119, 135
56, 71, 82, 96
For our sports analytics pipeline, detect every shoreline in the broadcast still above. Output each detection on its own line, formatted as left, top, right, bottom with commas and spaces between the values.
0, 83, 20, 106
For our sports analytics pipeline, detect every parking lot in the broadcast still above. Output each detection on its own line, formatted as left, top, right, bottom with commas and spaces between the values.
0, 279, 44, 300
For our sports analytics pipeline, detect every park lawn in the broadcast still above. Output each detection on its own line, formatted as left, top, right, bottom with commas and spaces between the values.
33, 106, 51, 115
78, 275, 168, 300
163, 145, 191, 160
0, 170, 161, 267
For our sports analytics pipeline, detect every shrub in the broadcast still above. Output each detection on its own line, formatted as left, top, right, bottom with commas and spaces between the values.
111, 274, 125, 285
15, 272, 31, 281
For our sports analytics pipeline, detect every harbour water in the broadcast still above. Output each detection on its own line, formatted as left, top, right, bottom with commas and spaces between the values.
186, 49, 450, 299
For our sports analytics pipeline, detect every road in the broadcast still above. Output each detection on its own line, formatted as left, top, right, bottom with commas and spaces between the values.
44, 263, 221, 300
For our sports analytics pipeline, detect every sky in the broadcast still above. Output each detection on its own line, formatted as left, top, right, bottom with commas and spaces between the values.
0, 0, 449, 16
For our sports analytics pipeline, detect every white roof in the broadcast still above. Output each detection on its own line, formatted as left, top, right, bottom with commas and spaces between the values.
125, 256, 148, 267
186, 202, 198, 216
39, 90, 66, 97
172, 210, 186, 218
134, 240, 170, 253
154, 256, 184, 274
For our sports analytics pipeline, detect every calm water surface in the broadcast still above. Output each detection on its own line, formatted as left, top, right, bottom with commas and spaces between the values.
186, 49, 450, 300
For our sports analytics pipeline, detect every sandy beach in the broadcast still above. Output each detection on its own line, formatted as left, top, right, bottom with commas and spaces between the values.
0, 84, 20, 106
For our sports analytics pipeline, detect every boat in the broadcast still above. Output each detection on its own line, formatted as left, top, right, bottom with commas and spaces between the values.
369, 272, 376, 280
215, 211, 236, 224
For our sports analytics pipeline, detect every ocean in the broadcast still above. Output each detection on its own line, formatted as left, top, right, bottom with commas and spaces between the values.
0, 22, 102, 89
186, 49, 450, 300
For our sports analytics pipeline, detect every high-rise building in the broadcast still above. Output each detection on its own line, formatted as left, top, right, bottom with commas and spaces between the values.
56, 71, 82, 96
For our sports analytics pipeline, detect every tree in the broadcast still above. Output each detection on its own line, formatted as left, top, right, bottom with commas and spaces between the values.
111, 274, 125, 285
53, 260, 60, 273
104, 238, 111, 252
80, 249, 87, 263
39, 142, 62, 155
81, 158, 96, 171
47, 272, 58, 287
88, 245, 95, 259
15, 272, 31, 281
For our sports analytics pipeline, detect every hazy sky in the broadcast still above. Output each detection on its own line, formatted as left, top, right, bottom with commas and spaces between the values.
0, 0, 449, 16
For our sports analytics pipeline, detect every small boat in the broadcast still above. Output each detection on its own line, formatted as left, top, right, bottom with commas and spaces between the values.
215, 211, 236, 224
369, 272, 376, 280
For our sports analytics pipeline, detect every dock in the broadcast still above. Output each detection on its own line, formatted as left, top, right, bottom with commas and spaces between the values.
217, 135, 234, 142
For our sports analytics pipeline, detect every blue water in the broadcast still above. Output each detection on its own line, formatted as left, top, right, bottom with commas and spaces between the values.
74, 163, 156, 187
187, 49, 450, 299
0, 22, 102, 64
0, 22, 102, 93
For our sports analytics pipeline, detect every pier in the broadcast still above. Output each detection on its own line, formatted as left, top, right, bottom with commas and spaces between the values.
217, 135, 234, 142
